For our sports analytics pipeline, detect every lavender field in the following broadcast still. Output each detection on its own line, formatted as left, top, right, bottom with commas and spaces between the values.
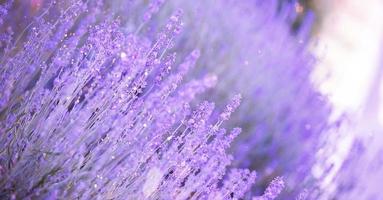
0, 0, 382, 199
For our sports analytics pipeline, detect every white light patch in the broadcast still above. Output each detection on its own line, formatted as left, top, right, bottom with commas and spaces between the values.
142, 167, 163, 198
312, 0, 383, 119
120, 52, 128, 61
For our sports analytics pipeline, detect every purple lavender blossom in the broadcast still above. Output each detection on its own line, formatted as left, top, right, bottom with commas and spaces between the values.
0, 0, 266, 199
0, 0, 333, 199
140, 0, 332, 197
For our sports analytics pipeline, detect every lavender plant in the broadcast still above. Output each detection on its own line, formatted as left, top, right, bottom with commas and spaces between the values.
132, 0, 332, 197
0, 0, 333, 199
0, 0, 279, 199
99, 1, 332, 197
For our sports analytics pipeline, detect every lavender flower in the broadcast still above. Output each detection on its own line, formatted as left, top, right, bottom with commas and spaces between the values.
140, 0, 332, 197
0, 0, 334, 199
253, 176, 285, 200
0, 0, 264, 199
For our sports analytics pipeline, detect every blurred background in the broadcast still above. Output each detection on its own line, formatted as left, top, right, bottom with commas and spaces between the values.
309, 1, 383, 198
311, 0, 383, 119
287, 0, 383, 119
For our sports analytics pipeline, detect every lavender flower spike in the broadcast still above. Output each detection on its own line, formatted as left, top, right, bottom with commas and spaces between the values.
253, 177, 285, 200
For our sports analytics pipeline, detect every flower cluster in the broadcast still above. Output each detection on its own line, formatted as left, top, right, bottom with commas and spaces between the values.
0, 0, 336, 199
151, 0, 331, 197
0, 0, 292, 199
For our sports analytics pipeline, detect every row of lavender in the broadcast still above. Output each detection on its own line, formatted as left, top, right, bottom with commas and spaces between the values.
0, 0, 357, 199
0, 0, 286, 199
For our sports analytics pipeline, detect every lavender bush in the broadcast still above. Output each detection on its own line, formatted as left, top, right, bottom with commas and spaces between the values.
0, 0, 332, 199
143, 0, 331, 197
